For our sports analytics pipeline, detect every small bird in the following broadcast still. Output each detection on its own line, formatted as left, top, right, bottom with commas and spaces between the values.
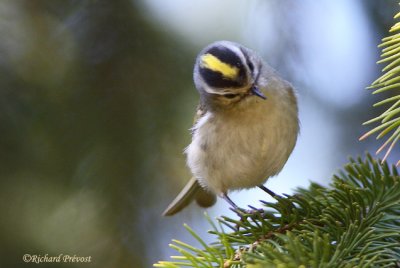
163, 41, 299, 216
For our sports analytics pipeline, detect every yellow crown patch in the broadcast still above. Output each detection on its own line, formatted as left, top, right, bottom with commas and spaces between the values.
200, 53, 239, 80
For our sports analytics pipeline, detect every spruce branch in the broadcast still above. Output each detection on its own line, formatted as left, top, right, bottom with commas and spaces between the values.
155, 154, 400, 267
360, 8, 400, 166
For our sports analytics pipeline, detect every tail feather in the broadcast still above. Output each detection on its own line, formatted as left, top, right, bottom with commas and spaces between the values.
163, 178, 216, 216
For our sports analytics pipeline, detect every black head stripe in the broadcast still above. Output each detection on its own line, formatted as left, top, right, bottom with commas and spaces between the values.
199, 68, 243, 88
200, 46, 247, 88
207, 46, 244, 70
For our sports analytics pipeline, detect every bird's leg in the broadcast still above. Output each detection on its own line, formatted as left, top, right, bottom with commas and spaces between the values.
221, 193, 253, 226
221, 193, 240, 210
258, 185, 282, 200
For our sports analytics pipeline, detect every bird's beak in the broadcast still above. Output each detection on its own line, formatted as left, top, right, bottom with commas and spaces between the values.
250, 86, 267, 100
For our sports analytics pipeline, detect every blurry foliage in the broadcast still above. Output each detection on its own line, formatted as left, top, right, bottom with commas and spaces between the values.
0, 0, 193, 267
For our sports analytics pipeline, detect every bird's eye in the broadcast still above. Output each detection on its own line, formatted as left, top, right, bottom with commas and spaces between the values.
224, 94, 237, 99
248, 61, 254, 73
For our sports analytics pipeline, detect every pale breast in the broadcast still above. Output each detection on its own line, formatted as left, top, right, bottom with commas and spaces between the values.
186, 90, 298, 195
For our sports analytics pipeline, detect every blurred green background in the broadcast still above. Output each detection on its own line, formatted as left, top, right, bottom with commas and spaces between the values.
0, 0, 399, 267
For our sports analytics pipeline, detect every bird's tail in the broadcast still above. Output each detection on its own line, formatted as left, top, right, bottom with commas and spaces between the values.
163, 177, 216, 216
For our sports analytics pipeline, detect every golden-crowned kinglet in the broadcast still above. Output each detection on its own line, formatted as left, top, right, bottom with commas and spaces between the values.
163, 41, 299, 216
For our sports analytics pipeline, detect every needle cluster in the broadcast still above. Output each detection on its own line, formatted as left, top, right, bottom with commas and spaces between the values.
360, 8, 400, 166
155, 154, 400, 268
